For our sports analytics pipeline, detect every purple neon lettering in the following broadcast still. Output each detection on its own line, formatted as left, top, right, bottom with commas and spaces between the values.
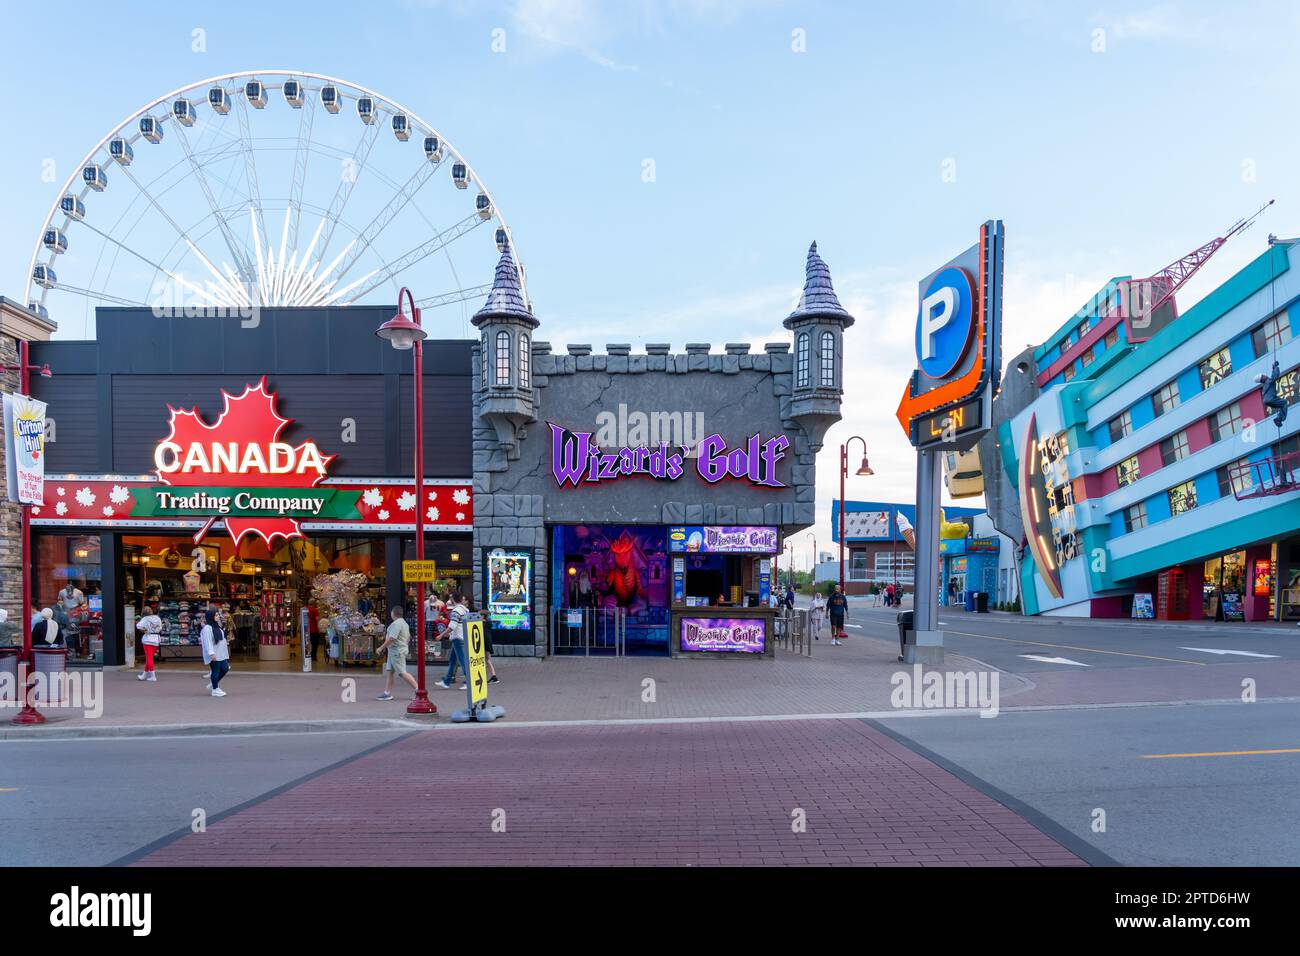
549, 423, 590, 487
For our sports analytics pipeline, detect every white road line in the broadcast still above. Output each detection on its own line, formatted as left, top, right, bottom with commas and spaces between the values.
1179, 647, 1281, 659
1020, 654, 1091, 667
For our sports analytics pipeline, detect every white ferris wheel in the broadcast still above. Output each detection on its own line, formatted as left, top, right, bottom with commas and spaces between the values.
25, 70, 527, 337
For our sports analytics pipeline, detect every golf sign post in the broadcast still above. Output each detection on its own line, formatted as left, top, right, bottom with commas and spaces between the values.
895, 220, 1004, 664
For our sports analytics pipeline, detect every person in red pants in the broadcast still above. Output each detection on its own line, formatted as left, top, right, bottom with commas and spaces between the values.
137, 603, 164, 682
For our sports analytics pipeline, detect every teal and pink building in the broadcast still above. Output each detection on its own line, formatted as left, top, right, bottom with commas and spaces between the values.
997, 238, 1300, 621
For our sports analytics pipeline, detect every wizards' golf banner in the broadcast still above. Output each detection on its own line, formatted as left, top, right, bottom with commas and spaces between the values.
4, 391, 47, 506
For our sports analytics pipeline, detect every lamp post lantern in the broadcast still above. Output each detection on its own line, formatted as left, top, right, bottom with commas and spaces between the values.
838, 436, 873, 594
376, 288, 435, 716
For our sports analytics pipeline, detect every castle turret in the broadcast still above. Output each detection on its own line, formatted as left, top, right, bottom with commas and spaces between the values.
471, 246, 539, 458
782, 241, 854, 449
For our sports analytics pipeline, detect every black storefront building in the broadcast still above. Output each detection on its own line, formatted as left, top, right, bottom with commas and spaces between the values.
26, 306, 475, 666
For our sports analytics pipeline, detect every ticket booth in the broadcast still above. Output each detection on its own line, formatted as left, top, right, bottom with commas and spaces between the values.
667, 526, 778, 658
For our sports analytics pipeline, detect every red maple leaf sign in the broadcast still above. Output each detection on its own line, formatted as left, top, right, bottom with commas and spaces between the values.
156, 378, 335, 547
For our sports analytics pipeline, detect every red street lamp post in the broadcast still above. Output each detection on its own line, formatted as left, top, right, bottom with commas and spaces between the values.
838, 436, 874, 594
3, 343, 53, 725
375, 289, 435, 716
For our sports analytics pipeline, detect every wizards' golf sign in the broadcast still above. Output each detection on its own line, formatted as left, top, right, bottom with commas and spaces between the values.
465, 618, 489, 708
896, 221, 1004, 452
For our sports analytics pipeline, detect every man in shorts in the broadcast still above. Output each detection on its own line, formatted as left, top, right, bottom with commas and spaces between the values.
375, 606, 419, 701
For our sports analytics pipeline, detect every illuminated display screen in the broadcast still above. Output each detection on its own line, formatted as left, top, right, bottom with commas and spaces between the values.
486, 549, 532, 631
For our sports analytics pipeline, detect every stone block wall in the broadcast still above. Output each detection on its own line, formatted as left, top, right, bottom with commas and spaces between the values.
471, 340, 833, 658
0, 330, 19, 622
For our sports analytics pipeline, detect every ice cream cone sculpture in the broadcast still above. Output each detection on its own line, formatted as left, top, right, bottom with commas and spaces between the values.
896, 513, 917, 549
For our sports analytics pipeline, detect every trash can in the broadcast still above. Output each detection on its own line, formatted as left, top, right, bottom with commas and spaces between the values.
964, 590, 976, 612
896, 610, 913, 660
0, 647, 18, 703
31, 647, 67, 705
975, 592, 990, 613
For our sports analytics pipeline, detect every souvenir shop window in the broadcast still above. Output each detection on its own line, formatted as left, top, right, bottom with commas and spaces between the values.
122, 536, 223, 651
32, 533, 104, 664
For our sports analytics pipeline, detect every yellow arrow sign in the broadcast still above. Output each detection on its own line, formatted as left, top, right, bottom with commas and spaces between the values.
465, 618, 489, 707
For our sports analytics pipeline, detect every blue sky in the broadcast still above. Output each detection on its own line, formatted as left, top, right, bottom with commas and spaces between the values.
2, 0, 1297, 564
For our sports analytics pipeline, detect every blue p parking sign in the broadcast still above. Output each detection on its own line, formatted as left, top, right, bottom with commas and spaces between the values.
915, 266, 976, 379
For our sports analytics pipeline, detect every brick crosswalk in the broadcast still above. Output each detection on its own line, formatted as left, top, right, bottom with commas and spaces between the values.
133, 718, 1086, 866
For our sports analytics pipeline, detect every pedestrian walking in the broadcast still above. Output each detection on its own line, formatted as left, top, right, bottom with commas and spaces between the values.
199, 608, 230, 698
374, 606, 419, 701
136, 603, 163, 681
811, 590, 827, 640
827, 584, 849, 646
886, 583, 896, 608
434, 592, 470, 690
784, 583, 796, 611
948, 577, 959, 607
307, 602, 322, 662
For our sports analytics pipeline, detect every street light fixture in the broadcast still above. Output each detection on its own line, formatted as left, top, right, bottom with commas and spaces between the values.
839, 435, 872, 594
375, 288, 435, 716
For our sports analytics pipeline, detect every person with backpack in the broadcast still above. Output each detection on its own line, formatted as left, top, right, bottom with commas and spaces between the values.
136, 603, 164, 682
199, 608, 231, 698
434, 592, 470, 690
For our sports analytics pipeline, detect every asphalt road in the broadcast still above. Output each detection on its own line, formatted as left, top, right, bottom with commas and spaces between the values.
0, 729, 408, 866
870, 698, 1300, 866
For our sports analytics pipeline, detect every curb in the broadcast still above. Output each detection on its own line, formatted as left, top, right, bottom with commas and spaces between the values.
0, 716, 432, 741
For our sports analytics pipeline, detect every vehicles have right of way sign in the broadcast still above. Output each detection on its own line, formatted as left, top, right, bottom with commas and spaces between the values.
465, 617, 489, 709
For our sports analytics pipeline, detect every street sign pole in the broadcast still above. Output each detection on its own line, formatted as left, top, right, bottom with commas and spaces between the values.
909, 448, 943, 663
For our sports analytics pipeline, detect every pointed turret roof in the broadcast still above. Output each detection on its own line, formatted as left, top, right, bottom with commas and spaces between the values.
784, 241, 855, 329
471, 247, 536, 328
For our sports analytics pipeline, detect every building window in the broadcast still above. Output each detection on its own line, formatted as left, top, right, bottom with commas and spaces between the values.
1123, 502, 1148, 533
1078, 316, 1092, 338
1108, 410, 1132, 443
1159, 430, 1190, 466
820, 331, 836, 386
1217, 458, 1253, 498
480, 333, 488, 389
1152, 381, 1180, 417
1063, 364, 1076, 382
1116, 455, 1140, 487
519, 333, 530, 389
1277, 368, 1300, 405
494, 330, 511, 386
1168, 480, 1198, 516
1251, 312, 1292, 359
1209, 402, 1244, 442
796, 332, 810, 388
1199, 347, 1233, 389
1103, 328, 1119, 350
1080, 346, 1095, 368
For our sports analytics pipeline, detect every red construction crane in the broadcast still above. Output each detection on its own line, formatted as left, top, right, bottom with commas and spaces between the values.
1124, 199, 1274, 343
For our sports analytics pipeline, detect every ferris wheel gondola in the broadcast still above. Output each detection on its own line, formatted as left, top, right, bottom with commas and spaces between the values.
25, 70, 527, 338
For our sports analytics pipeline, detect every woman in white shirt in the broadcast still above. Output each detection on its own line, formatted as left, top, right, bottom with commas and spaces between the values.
199, 608, 231, 698
136, 604, 164, 682
811, 591, 827, 641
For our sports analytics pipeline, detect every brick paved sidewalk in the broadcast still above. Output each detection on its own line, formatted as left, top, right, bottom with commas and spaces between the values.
130, 718, 1089, 866
5, 632, 1026, 734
